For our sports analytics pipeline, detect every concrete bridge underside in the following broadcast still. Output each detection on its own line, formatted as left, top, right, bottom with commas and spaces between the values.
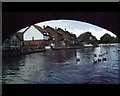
2, 12, 119, 41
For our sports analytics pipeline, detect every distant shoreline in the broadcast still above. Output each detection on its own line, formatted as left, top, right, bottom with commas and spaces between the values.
2, 46, 94, 57
2, 43, 120, 57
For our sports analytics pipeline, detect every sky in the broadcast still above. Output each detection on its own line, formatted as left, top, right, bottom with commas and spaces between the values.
18, 19, 116, 40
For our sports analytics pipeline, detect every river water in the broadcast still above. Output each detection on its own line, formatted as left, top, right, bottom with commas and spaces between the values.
2, 44, 120, 84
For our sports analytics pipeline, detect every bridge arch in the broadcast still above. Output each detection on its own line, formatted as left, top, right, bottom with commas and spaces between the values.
3, 12, 119, 42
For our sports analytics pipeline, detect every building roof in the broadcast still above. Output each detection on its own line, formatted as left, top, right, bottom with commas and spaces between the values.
57, 28, 71, 36
45, 26, 56, 32
70, 34, 76, 38
44, 26, 61, 37
33, 25, 50, 36
15, 32, 23, 41
33, 25, 44, 33
45, 26, 58, 34
77, 32, 97, 42
57, 32, 62, 36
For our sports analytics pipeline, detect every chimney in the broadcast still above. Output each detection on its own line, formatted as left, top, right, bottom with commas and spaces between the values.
32, 37, 34, 41
43, 25, 46, 29
65, 28, 66, 31
55, 27, 57, 30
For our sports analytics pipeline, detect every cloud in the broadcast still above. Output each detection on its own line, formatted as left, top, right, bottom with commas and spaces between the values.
36, 20, 116, 40
86, 28, 116, 40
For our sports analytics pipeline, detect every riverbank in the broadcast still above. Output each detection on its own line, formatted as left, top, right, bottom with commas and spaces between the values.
2, 46, 95, 57
2, 49, 46, 57
52, 46, 94, 50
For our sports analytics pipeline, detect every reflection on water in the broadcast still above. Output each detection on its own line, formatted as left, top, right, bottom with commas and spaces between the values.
2, 44, 120, 84
2, 56, 26, 83
46, 49, 76, 62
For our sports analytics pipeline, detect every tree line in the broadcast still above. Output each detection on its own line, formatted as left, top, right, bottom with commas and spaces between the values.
99, 33, 120, 43
86, 33, 120, 47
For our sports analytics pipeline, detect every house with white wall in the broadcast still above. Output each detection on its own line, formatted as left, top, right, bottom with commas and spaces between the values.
21, 25, 50, 49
